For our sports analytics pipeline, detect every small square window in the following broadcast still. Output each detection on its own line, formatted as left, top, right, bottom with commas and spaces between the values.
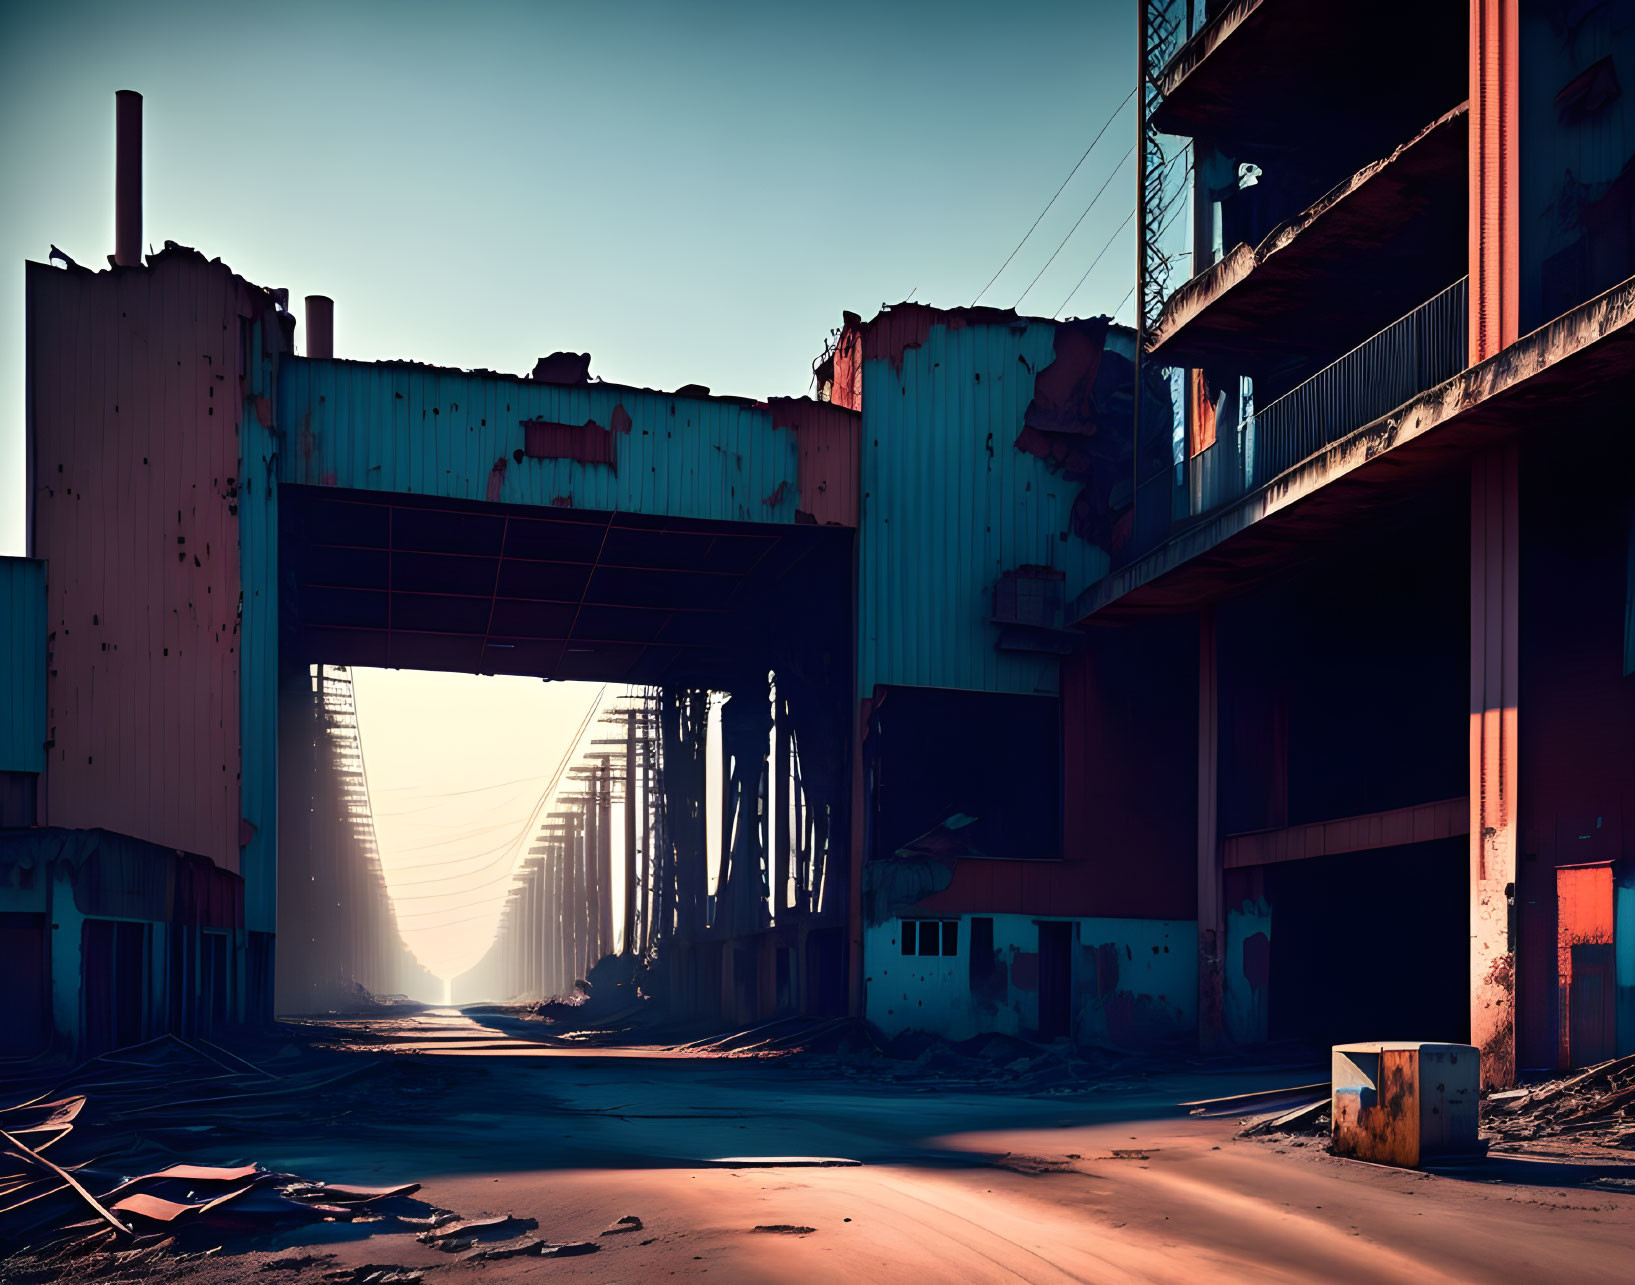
919, 923, 942, 957
942, 920, 959, 956
900, 922, 916, 955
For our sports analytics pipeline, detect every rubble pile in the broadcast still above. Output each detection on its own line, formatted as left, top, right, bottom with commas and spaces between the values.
1484, 1053, 1635, 1152
791, 1028, 1146, 1095
466, 952, 653, 1034
0, 1034, 430, 1274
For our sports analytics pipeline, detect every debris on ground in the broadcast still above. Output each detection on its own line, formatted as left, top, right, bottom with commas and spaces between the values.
0, 1027, 673, 1281
0, 1032, 429, 1265
1175, 1081, 1332, 1141
417, 1212, 536, 1248
784, 1027, 1153, 1096
1484, 1053, 1635, 1152
752, 1224, 816, 1234
466, 952, 655, 1035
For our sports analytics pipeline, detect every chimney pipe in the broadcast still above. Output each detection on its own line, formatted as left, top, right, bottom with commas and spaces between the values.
304, 295, 334, 359
115, 91, 142, 268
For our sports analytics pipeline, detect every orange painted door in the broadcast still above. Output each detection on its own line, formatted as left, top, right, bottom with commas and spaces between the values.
1557, 864, 1616, 1068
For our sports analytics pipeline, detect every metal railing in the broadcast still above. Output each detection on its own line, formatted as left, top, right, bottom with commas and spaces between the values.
1190, 277, 1469, 516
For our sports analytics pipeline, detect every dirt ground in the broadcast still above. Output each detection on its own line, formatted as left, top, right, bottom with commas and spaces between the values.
7, 1010, 1635, 1284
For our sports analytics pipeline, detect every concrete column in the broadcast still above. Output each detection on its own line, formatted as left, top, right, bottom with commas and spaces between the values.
1471, 443, 1520, 1088
1470, 0, 1520, 361
1198, 608, 1224, 1048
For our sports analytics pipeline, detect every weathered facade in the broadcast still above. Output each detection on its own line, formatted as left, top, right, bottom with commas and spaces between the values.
24, 6, 1632, 1080
1087, 0, 1635, 1084
827, 304, 1194, 1046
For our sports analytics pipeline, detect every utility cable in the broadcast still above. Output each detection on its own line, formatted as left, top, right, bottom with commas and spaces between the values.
972, 86, 1135, 306
369, 772, 556, 796
1015, 145, 1135, 311
1053, 206, 1136, 317
379, 684, 607, 898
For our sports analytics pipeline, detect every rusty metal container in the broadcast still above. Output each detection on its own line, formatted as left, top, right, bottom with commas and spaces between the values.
1331, 1041, 1480, 1167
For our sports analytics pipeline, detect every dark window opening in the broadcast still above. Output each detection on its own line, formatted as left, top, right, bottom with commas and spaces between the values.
969, 917, 996, 991
904, 919, 959, 957
870, 687, 1061, 863
1037, 920, 1073, 1039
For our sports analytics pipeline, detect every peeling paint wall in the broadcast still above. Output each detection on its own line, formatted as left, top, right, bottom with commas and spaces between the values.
276, 360, 841, 528
26, 252, 287, 871
1, 827, 245, 1056
1223, 895, 1272, 1045
864, 913, 1195, 1046
858, 310, 1115, 696
238, 323, 284, 935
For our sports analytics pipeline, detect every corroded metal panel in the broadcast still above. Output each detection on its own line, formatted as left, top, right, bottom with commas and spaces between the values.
0, 557, 47, 773
26, 251, 285, 871
766, 398, 860, 527
857, 309, 1114, 695
1332, 1045, 1422, 1167
1332, 1041, 1480, 1167
1556, 863, 1616, 1068
238, 321, 286, 934
276, 359, 828, 528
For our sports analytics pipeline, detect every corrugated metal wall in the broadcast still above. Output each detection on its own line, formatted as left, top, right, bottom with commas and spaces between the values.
277, 360, 827, 527
766, 398, 860, 527
26, 251, 283, 871
0, 557, 47, 772
858, 317, 1110, 695
238, 321, 287, 933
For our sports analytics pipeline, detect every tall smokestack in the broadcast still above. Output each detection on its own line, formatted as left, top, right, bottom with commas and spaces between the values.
115, 91, 142, 268
304, 295, 334, 359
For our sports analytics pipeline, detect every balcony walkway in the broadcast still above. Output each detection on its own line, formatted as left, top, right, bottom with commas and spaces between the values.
1078, 273, 1635, 621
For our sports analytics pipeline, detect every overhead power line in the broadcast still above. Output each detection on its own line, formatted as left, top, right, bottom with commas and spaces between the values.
380, 684, 608, 903
972, 86, 1136, 306
1054, 206, 1136, 317
1015, 144, 1135, 311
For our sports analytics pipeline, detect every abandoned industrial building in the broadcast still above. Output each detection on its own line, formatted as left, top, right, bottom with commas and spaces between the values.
3, 0, 1635, 1111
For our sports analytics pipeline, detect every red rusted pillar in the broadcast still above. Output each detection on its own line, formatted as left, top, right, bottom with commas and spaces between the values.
1470, 0, 1519, 362
304, 295, 334, 360
1470, 443, 1519, 1088
1198, 608, 1224, 1048
114, 91, 142, 267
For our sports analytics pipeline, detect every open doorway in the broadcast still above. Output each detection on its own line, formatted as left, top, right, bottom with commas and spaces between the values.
272, 487, 854, 1024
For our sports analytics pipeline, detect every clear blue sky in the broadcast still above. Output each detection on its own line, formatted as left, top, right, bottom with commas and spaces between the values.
0, 0, 1137, 555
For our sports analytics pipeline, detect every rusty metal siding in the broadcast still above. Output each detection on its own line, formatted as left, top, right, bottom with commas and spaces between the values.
277, 359, 827, 527
858, 317, 1110, 695
26, 253, 276, 871
0, 558, 47, 773
238, 323, 284, 935
766, 398, 860, 527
